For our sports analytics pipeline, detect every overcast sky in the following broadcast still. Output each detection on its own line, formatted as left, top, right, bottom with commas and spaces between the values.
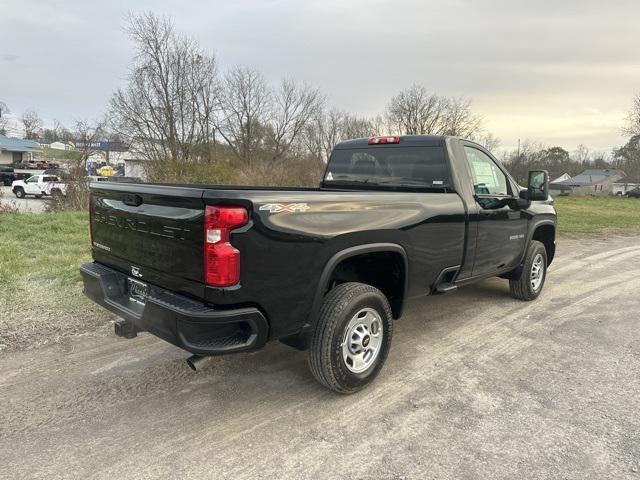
1, 0, 638, 152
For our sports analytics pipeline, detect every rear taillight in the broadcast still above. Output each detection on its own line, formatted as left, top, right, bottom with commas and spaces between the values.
88, 192, 94, 245
368, 136, 400, 145
204, 205, 249, 287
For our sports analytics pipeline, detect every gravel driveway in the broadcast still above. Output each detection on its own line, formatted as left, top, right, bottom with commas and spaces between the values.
0, 185, 48, 213
1, 235, 639, 479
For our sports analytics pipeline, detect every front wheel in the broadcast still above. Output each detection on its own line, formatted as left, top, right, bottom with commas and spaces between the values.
308, 282, 393, 394
509, 240, 547, 301
14, 187, 25, 199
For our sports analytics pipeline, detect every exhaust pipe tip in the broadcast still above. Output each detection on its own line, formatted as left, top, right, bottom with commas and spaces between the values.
186, 355, 212, 372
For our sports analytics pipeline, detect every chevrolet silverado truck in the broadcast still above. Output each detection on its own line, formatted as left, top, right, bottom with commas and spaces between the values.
12, 174, 67, 198
81, 135, 556, 394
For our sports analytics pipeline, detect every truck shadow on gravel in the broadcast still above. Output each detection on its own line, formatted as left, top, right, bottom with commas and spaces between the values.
0, 276, 527, 440
101, 278, 516, 398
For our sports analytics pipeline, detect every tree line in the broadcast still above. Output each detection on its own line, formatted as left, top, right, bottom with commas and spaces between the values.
106, 13, 492, 184
1, 11, 639, 187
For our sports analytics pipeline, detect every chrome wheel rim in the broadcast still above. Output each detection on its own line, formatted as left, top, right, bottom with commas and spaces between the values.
530, 253, 545, 291
341, 308, 383, 373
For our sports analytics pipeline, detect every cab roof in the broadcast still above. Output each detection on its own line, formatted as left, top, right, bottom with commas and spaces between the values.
333, 135, 458, 149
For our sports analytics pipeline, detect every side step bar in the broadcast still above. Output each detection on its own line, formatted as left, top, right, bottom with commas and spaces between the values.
434, 282, 458, 294
432, 265, 460, 295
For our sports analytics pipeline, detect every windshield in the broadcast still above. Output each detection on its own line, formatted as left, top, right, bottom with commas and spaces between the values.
324, 146, 451, 191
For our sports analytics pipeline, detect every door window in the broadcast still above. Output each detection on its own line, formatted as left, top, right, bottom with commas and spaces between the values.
464, 147, 508, 196
26, 176, 38, 183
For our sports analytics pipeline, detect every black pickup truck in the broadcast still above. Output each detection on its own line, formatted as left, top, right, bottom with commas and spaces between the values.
81, 135, 556, 393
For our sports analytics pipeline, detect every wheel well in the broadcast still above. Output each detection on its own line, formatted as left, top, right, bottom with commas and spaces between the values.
327, 251, 406, 319
532, 224, 556, 265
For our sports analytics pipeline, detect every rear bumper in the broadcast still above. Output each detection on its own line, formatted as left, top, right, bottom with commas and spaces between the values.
80, 262, 268, 355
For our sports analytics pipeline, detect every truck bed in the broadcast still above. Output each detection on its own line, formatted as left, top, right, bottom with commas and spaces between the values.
88, 180, 467, 339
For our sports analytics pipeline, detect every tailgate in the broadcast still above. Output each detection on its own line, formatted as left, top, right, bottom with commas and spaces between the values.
90, 183, 206, 289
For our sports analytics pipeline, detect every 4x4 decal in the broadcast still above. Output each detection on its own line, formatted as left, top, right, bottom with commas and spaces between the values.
259, 203, 310, 213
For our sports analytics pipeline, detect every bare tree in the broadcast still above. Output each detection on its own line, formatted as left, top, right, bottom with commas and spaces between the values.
217, 66, 271, 166
622, 94, 640, 137
109, 12, 219, 165
303, 109, 379, 163
573, 144, 591, 166
440, 96, 483, 137
303, 109, 342, 163
341, 113, 378, 140
268, 78, 323, 163
21, 109, 42, 139
0, 101, 9, 135
72, 119, 106, 172
386, 85, 447, 135
476, 132, 501, 152
385, 85, 484, 138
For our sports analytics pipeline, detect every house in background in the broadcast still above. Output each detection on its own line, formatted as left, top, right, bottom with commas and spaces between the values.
550, 172, 571, 184
612, 176, 640, 196
0, 134, 40, 165
551, 169, 626, 196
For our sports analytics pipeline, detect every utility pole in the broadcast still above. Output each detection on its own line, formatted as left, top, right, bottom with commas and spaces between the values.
517, 138, 521, 159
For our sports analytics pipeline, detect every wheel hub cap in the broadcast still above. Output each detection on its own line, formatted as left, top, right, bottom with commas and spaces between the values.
341, 308, 383, 373
530, 253, 545, 291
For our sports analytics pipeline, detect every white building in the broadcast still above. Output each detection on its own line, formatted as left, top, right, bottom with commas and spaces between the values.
612, 177, 640, 195
50, 141, 72, 151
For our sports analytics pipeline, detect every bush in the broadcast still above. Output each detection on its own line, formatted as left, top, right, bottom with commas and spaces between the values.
46, 149, 327, 212
46, 178, 90, 212
146, 153, 325, 188
0, 188, 19, 214
146, 158, 237, 185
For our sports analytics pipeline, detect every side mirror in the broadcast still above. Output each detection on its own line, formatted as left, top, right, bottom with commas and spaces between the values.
526, 170, 549, 201
508, 196, 531, 210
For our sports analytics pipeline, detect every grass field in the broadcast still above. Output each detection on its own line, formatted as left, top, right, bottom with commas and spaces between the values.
0, 212, 109, 351
0, 196, 638, 351
553, 196, 640, 234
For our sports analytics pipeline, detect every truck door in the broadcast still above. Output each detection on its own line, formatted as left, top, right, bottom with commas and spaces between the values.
462, 144, 527, 277
24, 176, 42, 195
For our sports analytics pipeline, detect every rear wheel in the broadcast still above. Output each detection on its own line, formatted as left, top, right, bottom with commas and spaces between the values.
509, 240, 547, 301
308, 282, 393, 394
3, 178, 10, 186
14, 187, 25, 199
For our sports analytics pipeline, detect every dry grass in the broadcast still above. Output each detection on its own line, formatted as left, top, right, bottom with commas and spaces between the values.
0, 212, 111, 352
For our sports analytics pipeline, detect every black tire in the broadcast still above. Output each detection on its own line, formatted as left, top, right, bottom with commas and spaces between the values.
308, 282, 393, 394
3, 178, 10, 186
14, 187, 25, 199
509, 240, 547, 301
35, 194, 42, 199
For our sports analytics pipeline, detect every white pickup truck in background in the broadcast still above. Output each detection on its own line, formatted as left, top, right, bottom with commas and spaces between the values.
11, 175, 68, 198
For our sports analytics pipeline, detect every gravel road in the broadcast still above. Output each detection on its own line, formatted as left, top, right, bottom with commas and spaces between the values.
1, 235, 639, 479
